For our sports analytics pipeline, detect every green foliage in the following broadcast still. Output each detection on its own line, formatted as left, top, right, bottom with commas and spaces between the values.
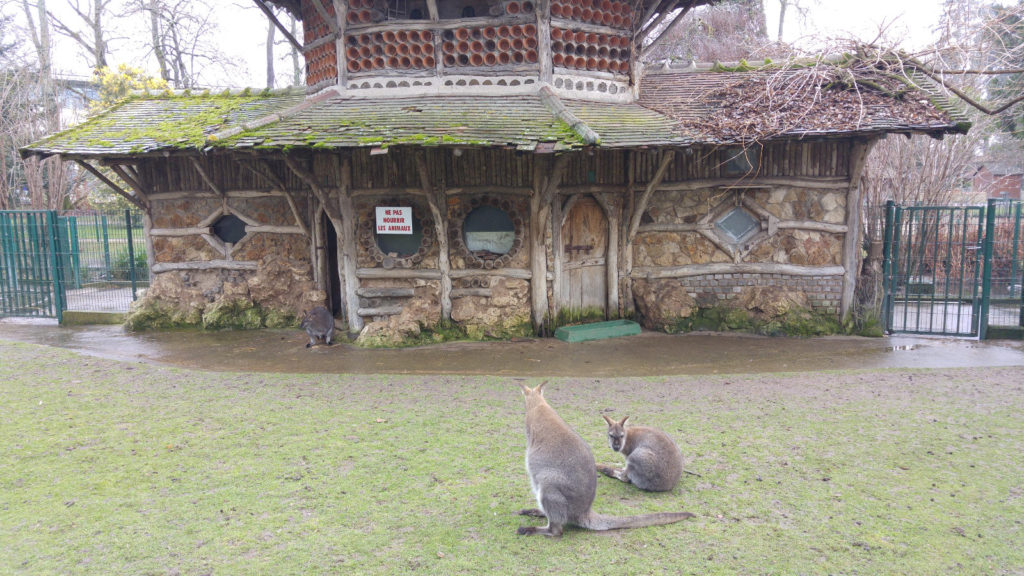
90, 65, 169, 113
109, 249, 149, 281
668, 305, 844, 337
125, 297, 296, 331
550, 307, 608, 330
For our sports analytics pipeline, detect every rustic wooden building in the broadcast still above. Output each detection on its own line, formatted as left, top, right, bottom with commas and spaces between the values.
22, 0, 969, 343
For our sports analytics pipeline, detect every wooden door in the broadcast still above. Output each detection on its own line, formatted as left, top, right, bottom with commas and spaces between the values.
559, 196, 608, 313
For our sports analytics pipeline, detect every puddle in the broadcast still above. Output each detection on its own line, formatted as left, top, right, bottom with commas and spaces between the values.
3, 320, 1024, 377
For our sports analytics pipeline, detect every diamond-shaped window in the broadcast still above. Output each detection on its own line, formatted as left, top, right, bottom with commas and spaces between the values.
715, 207, 760, 243
212, 214, 247, 244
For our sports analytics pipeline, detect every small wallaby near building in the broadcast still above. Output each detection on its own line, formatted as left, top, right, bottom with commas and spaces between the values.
517, 382, 694, 537
597, 415, 684, 492
300, 306, 334, 348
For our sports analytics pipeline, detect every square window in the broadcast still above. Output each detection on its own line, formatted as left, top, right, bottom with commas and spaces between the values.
723, 147, 759, 176
715, 207, 759, 243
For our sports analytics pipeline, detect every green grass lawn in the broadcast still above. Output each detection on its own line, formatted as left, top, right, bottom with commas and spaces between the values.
1, 340, 1022, 575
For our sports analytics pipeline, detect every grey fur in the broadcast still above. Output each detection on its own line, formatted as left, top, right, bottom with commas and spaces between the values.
517, 382, 694, 537
597, 415, 684, 492
300, 306, 334, 348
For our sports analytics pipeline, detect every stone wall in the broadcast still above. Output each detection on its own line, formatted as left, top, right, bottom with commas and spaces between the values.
630, 184, 849, 330
139, 194, 318, 328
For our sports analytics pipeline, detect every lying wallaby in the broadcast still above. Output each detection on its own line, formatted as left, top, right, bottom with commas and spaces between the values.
517, 382, 694, 537
597, 415, 683, 492
300, 306, 334, 348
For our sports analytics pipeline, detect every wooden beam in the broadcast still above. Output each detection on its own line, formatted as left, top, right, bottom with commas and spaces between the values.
425, 0, 439, 21
357, 268, 443, 280
627, 149, 675, 245
152, 260, 259, 273
104, 163, 150, 196
189, 157, 225, 197
150, 227, 211, 236
75, 160, 147, 211
415, 150, 452, 323
252, 0, 303, 52
640, 5, 692, 60
240, 159, 310, 237
310, 0, 340, 34
357, 287, 416, 298
633, 263, 846, 279
450, 268, 532, 279
638, 0, 675, 34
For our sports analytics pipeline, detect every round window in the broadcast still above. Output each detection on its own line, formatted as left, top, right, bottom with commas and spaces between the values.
212, 214, 247, 244
375, 213, 425, 258
463, 205, 514, 256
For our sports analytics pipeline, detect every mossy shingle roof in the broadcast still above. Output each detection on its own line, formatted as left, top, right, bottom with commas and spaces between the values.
22, 65, 968, 160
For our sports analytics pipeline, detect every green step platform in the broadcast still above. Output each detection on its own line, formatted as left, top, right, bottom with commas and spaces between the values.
554, 319, 642, 343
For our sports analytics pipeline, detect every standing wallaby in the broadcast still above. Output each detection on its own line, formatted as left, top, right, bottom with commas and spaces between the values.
300, 306, 334, 348
597, 415, 684, 492
517, 382, 694, 537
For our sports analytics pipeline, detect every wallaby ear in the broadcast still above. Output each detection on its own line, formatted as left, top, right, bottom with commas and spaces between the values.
603, 414, 615, 426
537, 380, 547, 395
619, 415, 630, 427
519, 382, 531, 396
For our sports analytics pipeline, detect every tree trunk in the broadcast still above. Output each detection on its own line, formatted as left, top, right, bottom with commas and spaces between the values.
777, 0, 788, 40
148, 0, 170, 82
266, 18, 276, 89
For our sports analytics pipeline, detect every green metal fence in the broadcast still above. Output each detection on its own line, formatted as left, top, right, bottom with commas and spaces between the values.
0, 209, 148, 321
882, 199, 1024, 339
0, 211, 67, 321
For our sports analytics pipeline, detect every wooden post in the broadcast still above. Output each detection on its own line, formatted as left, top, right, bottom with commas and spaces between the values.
536, 0, 552, 84
620, 150, 635, 317
338, 156, 363, 333
841, 138, 878, 319
594, 193, 619, 319
415, 150, 452, 323
530, 154, 571, 333
333, 0, 348, 90
283, 152, 363, 332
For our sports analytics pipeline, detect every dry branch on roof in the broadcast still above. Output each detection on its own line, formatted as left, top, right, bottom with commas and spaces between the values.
673, 58, 951, 142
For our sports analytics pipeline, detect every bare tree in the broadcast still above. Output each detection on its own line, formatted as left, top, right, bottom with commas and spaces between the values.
265, 15, 274, 89
44, 0, 117, 69
775, 0, 816, 41
19, 0, 52, 75
644, 0, 779, 63
130, 0, 240, 89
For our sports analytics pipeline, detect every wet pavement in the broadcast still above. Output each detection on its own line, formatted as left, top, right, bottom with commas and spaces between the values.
3, 318, 1024, 377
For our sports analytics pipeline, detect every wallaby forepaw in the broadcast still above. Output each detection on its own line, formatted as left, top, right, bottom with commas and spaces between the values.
517, 508, 545, 518
305, 342, 312, 348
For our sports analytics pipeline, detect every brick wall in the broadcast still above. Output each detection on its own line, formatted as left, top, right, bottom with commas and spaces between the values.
680, 273, 842, 315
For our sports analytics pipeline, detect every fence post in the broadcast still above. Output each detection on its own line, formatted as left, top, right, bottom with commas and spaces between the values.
46, 211, 65, 323
125, 209, 137, 300
101, 214, 112, 280
979, 199, 997, 340
880, 200, 895, 333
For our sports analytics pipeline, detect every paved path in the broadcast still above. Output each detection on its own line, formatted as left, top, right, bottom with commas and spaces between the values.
3, 319, 1024, 377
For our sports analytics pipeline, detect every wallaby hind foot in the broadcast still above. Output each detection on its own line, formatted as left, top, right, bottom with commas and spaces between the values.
596, 463, 629, 482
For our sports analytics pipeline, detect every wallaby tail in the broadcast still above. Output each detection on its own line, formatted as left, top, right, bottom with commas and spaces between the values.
580, 510, 695, 531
